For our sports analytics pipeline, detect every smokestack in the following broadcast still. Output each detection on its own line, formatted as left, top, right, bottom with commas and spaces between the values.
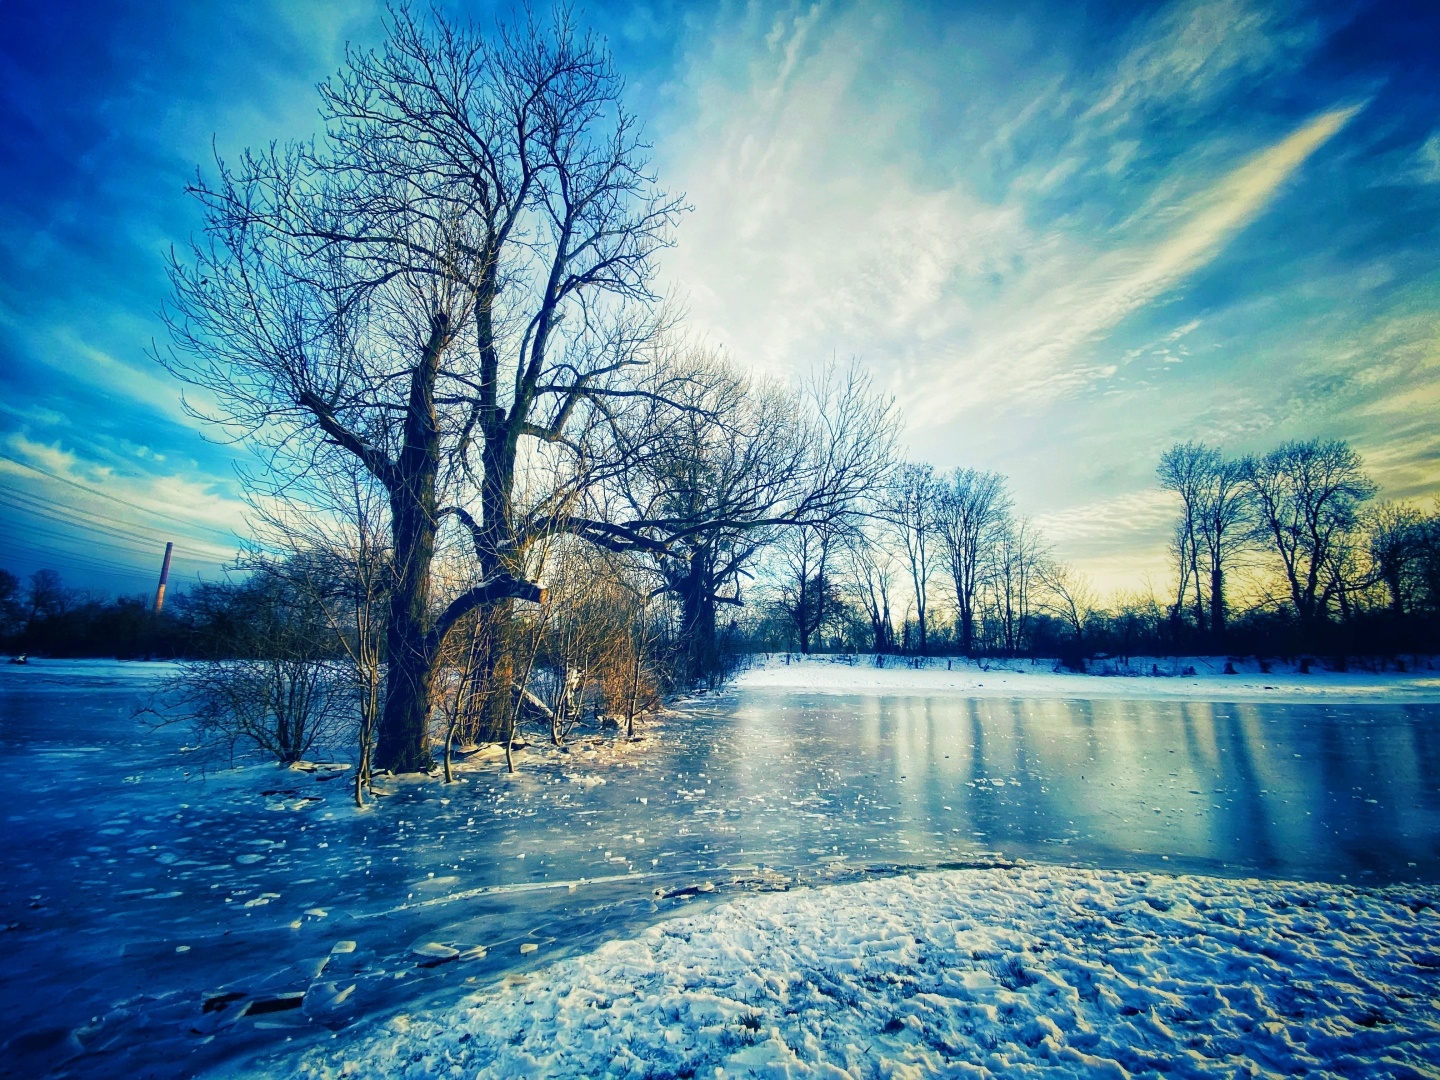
154, 542, 174, 613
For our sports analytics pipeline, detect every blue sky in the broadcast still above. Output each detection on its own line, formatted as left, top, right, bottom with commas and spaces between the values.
1, 0, 1437, 597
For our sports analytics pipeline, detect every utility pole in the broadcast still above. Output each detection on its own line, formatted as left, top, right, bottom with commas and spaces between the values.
153, 542, 174, 613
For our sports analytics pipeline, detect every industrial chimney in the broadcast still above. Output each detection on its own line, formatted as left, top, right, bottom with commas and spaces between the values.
154, 542, 174, 613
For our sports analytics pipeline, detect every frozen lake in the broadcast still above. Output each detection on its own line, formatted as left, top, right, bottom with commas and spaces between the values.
2, 660, 1438, 1077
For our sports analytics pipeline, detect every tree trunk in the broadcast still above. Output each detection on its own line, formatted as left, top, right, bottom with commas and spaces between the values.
373, 313, 447, 774
626, 643, 642, 739
1209, 563, 1226, 651
677, 550, 717, 685
376, 580, 439, 772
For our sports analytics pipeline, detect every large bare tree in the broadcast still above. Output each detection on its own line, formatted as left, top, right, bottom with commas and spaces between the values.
594, 354, 894, 681
882, 463, 939, 655
935, 468, 1009, 657
1242, 439, 1375, 636
160, 6, 685, 772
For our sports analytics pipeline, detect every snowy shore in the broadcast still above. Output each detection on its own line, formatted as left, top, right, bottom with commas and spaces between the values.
271, 864, 1440, 1079
733, 653, 1440, 705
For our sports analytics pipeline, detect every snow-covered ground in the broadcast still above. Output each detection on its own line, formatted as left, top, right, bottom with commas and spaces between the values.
266, 864, 1440, 1079
736, 653, 1440, 705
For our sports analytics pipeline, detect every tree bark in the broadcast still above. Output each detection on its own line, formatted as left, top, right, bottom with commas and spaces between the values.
375, 497, 440, 772
678, 549, 717, 685
374, 312, 447, 773
1209, 563, 1226, 650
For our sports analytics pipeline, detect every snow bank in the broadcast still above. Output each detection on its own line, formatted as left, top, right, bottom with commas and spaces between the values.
275, 866, 1440, 1079
734, 654, 1440, 705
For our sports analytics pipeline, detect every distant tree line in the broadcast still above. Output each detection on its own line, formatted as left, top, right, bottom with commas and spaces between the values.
0, 565, 364, 661
747, 437, 1440, 665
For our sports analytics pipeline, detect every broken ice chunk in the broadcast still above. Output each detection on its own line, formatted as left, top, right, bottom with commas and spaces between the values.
410, 942, 459, 966
303, 981, 356, 1019
242, 992, 305, 1016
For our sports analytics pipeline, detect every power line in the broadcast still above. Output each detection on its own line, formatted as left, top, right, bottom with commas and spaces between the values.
0, 541, 169, 583
0, 488, 183, 550
0, 514, 175, 560
0, 529, 204, 583
0, 522, 171, 566
0, 452, 243, 543
0, 489, 237, 563
0, 476, 238, 548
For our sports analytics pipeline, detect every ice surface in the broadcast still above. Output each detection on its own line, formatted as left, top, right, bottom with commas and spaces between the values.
3, 658, 1438, 1078
267, 865, 1440, 1079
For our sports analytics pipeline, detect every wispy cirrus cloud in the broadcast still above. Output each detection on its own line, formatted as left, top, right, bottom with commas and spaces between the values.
1081, 0, 1306, 126
916, 102, 1364, 423
659, 0, 1350, 428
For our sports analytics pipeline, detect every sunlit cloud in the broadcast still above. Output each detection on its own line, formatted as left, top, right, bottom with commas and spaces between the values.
1, 433, 245, 570
916, 103, 1363, 423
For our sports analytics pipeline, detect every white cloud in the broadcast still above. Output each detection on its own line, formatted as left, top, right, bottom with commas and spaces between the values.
911, 103, 1362, 425
1, 433, 244, 565
1083, 0, 1291, 128
659, 1, 1357, 427
1414, 130, 1440, 184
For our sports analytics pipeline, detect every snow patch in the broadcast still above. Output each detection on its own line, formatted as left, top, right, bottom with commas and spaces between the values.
736, 654, 1440, 704
276, 866, 1440, 1078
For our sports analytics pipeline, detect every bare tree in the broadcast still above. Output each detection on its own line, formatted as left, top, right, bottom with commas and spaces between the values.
1107, 587, 1164, 665
622, 589, 662, 736
160, 570, 351, 766
1038, 559, 1097, 650
0, 569, 21, 641
842, 525, 897, 655
249, 468, 392, 804
22, 569, 78, 636
882, 463, 939, 655
432, 609, 495, 782
1195, 451, 1248, 648
774, 523, 844, 654
987, 515, 1044, 657
935, 469, 1010, 657
1157, 444, 1209, 635
1242, 439, 1376, 636
1159, 442, 1252, 650
600, 354, 895, 682
160, 6, 686, 773
1416, 504, 1440, 619
1367, 502, 1425, 618
530, 542, 641, 744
